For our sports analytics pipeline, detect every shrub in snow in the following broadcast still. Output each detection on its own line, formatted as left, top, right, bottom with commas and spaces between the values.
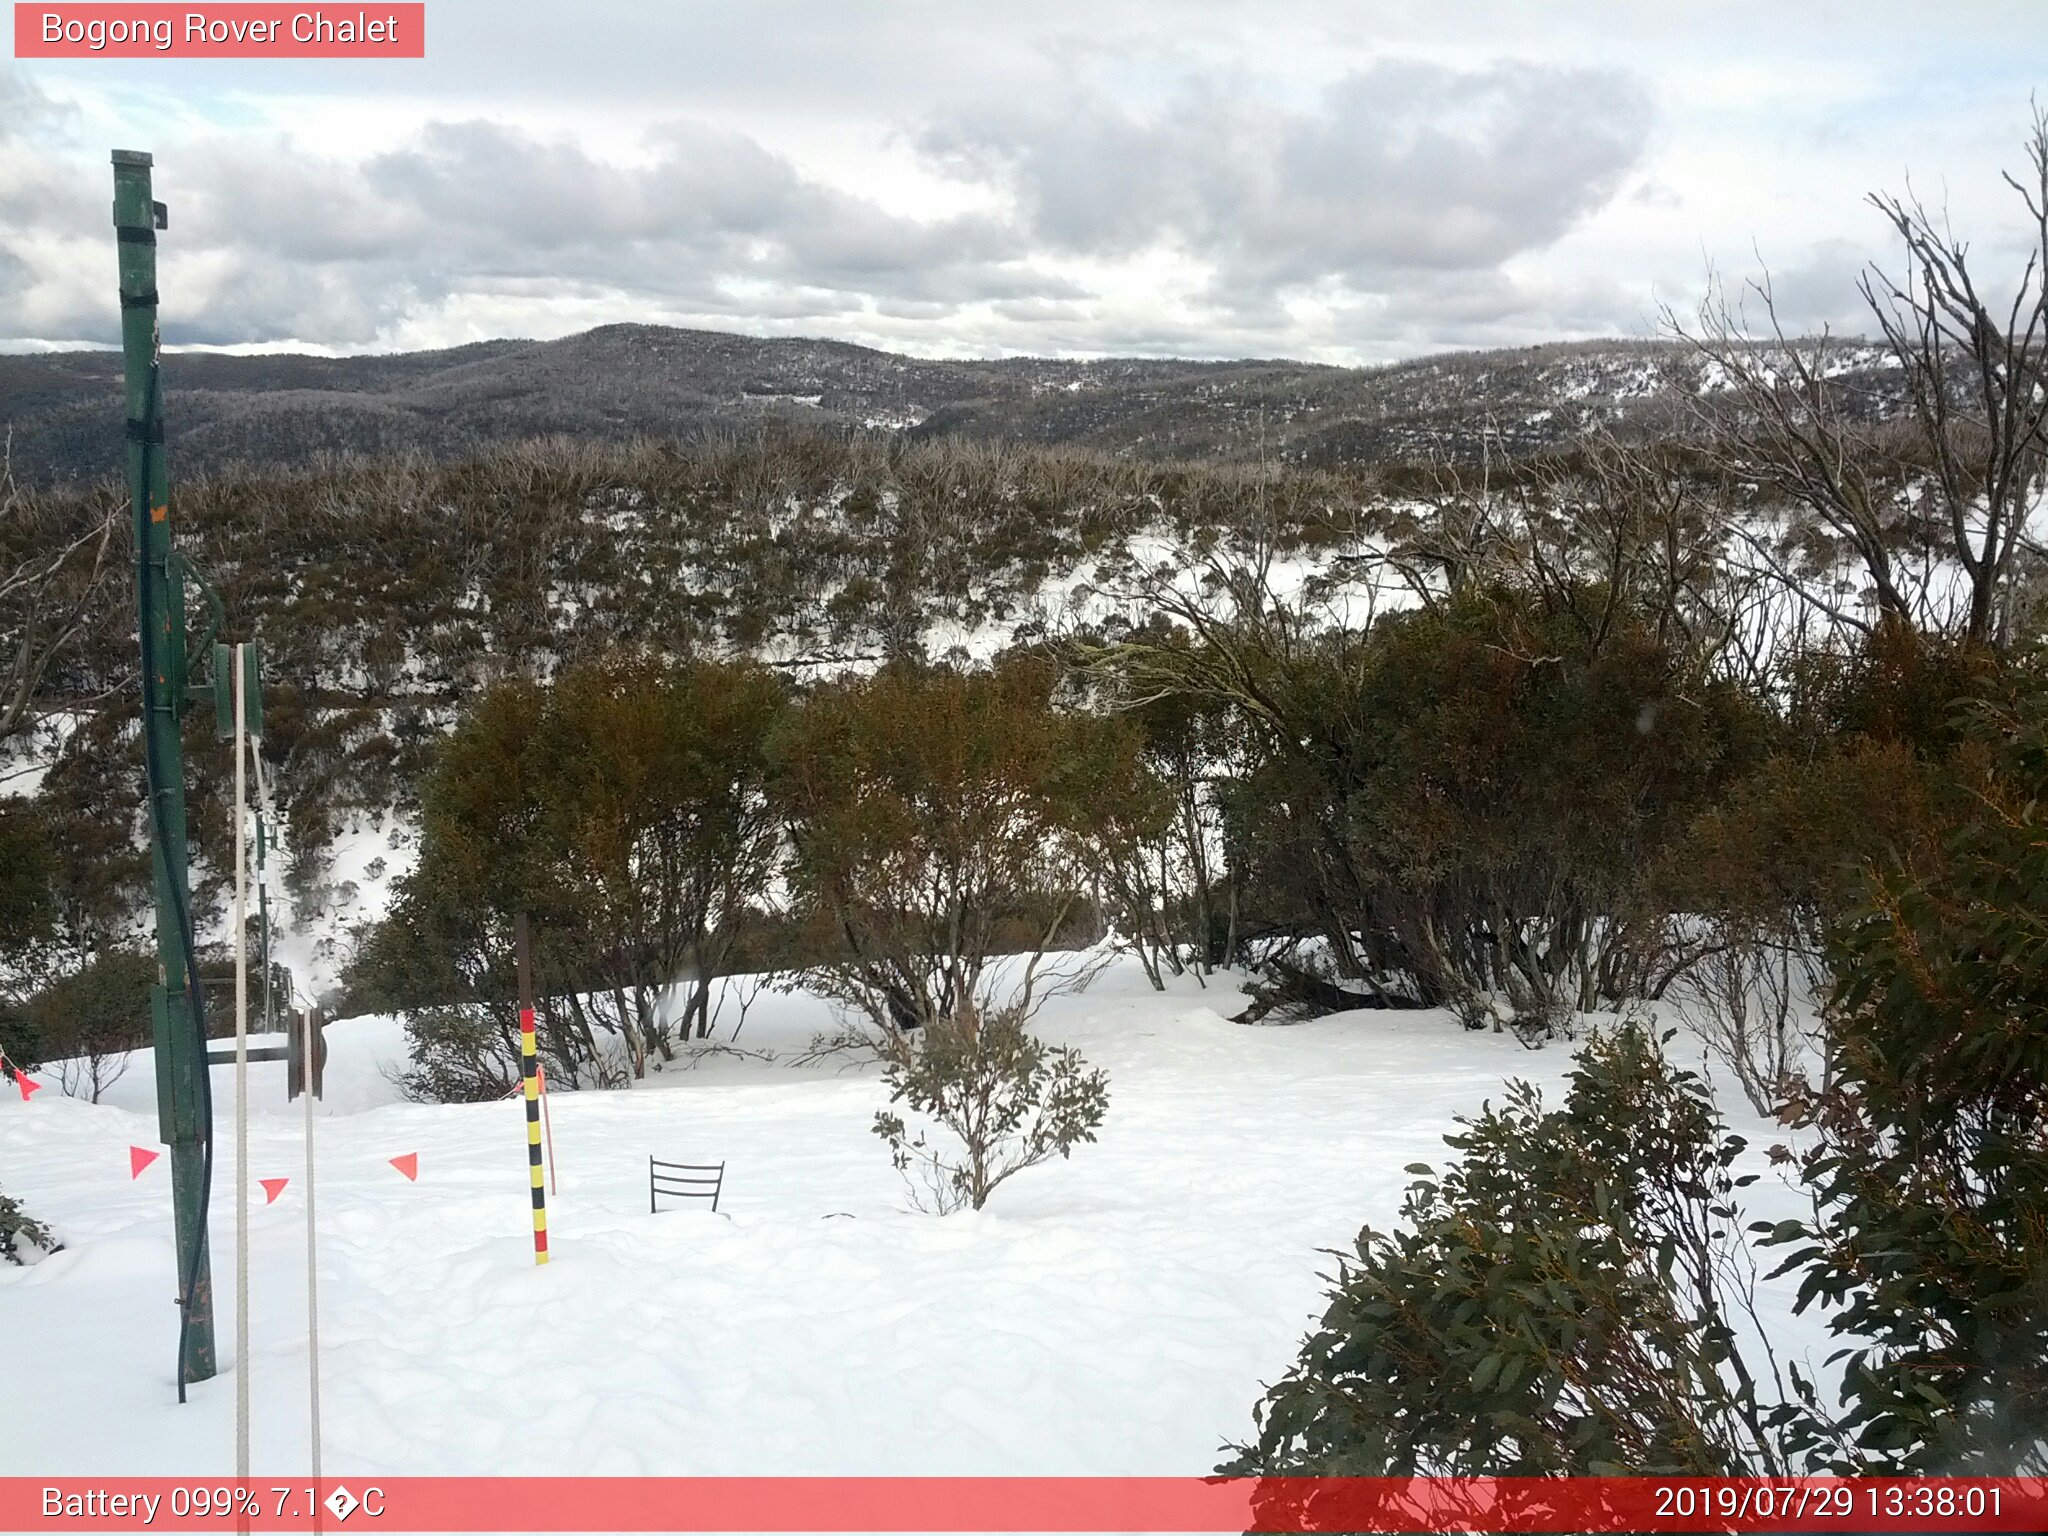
774, 655, 1156, 1034
1435, 974, 1576, 1048
392, 1003, 528, 1103
0, 1008, 38, 1080
1767, 685, 2048, 1475
872, 1004, 1108, 1213
1660, 711, 1955, 1116
0, 1184, 59, 1265
1667, 931, 1823, 1118
1090, 572, 1763, 1016
21, 947, 152, 1103
1225, 1021, 1845, 1479
1232, 950, 1375, 1025
392, 999, 628, 1103
0, 797, 55, 965
363, 653, 786, 1085
1090, 683, 1231, 990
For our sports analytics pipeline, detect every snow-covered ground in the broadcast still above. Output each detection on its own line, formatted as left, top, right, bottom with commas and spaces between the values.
0, 960, 1822, 1478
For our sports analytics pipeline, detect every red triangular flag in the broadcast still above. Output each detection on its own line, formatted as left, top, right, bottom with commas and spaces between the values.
389, 1152, 418, 1181
16, 1074, 41, 1102
260, 1177, 288, 1205
130, 1145, 160, 1179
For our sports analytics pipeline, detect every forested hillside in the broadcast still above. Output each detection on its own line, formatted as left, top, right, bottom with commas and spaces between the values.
0, 326, 1913, 485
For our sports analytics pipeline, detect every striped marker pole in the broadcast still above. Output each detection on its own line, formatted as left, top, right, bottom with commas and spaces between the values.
515, 914, 548, 1266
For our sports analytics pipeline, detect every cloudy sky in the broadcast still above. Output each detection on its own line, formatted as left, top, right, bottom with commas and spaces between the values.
2, 1, 2043, 362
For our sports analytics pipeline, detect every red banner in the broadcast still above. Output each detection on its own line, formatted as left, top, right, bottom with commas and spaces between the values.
3, 1477, 2046, 1532
12, 5, 424, 58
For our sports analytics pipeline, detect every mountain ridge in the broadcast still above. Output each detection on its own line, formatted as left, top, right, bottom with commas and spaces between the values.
0, 323, 1898, 485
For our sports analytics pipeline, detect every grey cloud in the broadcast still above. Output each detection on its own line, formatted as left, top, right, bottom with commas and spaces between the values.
4, 3, 2035, 365
869, 298, 959, 321
7, 52, 1657, 353
0, 245, 30, 307
1757, 238, 1890, 337
0, 45, 1707, 361
0, 66, 68, 144
918, 59, 1654, 299
10, 115, 1086, 347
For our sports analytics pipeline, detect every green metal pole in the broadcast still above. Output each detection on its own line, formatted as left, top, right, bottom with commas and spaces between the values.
114, 148, 216, 1388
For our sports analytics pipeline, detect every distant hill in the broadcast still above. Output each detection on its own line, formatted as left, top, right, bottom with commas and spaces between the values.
0, 323, 1905, 486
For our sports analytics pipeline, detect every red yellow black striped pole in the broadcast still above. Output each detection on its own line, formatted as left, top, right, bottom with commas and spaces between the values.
515, 913, 548, 1266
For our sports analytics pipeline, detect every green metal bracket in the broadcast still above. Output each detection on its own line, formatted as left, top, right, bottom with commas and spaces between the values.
212, 637, 264, 741
150, 982, 175, 1137
176, 550, 226, 717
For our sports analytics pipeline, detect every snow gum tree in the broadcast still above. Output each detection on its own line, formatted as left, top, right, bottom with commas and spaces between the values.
773, 656, 1146, 1210
1676, 112, 2048, 648
365, 651, 786, 1092
533, 652, 786, 1055
770, 654, 1161, 1034
1098, 576, 1761, 1017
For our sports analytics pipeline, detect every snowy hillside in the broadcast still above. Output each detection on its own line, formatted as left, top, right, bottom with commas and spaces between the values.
0, 961, 1826, 1478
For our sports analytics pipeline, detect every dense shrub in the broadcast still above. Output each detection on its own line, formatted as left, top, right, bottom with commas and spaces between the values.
1657, 740, 1945, 1113
0, 1006, 39, 1080
1226, 1021, 1824, 1475
1656, 630, 2025, 1114
772, 655, 1160, 1033
1767, 685, 2048, 1473
1204, 586, 1764, 1015
1792, 621, 2004, 760
352, 652, 787, 1093
1096, 677, 1239, 986
21, 948, 153, 1102
0, 800, 54, 963
1664, 741, 1942, 934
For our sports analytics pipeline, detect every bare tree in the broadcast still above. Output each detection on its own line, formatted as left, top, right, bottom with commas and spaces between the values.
54, 1037, 132, 1106
1674, 111, 2048, 648
1669, 921, 1827, 1119
0, 435, 119, 745
1858, 111, 2048, 645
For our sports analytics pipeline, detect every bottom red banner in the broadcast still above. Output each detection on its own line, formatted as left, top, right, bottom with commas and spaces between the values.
4, 1476, 2045, 1533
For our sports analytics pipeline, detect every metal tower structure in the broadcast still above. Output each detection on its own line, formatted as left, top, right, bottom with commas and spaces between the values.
114, 148, 220, 1393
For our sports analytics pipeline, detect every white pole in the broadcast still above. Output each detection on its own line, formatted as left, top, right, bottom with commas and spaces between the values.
233, 641, 250, 1485
303, 1005, 322, 1481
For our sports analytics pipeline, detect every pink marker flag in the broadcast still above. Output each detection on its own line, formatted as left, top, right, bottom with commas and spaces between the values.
15, 1074, 41, 1102
130, 1145, 161, 1179
260, 1178, 289, 1205
390, 1152, 419, 1181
